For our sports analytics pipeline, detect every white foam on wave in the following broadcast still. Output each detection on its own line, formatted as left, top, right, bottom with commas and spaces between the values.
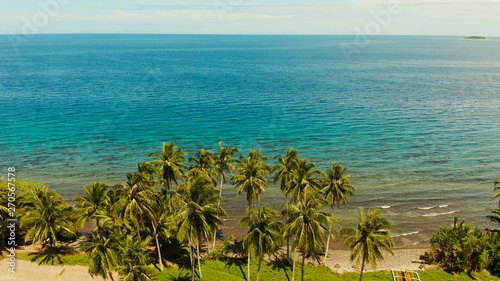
394, 241, 421, 249
422, 210, 457, 217
381, 205, 391, 209
418, 205, 448, 210
394, 231, 419, 237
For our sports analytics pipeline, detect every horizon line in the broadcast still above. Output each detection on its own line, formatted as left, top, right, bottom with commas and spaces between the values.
1, 33, 496, 37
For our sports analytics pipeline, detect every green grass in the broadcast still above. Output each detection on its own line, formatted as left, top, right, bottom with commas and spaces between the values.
155, 259, 500, 281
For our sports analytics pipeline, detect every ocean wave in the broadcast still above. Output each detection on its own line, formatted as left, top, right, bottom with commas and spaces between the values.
394, 231, 419, 237
422, 210, 457, 217
394, 241, 421, 249
418, 204, 449, 210
401, 231, 419, 236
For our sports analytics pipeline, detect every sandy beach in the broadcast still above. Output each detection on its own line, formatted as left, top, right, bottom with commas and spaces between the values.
324, 248, 428, 274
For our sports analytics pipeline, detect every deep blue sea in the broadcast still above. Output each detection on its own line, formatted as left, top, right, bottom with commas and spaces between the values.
1, 34, 499, 247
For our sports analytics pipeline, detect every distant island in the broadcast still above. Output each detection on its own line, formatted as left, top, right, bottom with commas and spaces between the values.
464, 36, 486, 40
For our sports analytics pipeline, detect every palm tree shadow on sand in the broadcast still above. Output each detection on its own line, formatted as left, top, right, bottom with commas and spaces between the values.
27, 245, 74, 265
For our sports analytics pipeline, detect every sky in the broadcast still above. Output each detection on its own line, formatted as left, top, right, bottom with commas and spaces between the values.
1, 0, 500, 36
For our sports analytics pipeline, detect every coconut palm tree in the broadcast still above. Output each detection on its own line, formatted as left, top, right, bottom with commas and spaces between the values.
148, 142, 187, 194
273, 148, 299, 258
239, 206, 281, 281
115, 237, 158, 281
136, 161, 158, 183
20, 187, 77, 257
106, 183, 123, 210
132, 161, 167, 271
173, 172, 227, 281
340, 208, 394, 281
113, 173, 158, 239
189, 149, 217, 172
148, 193, 177, 272
81, 218, 121, 281
242, 148, 267, 161
273, 148, 299, 196
73, 182, 110, 228
212, 141, 238, 249
487, 208, 500, 225
288, 158, 320, 202
215, 142, 239, 190
188, 149, 218, 185
232, 150, 271, 207
282, 191, 335, 281
320, 163, 355, 263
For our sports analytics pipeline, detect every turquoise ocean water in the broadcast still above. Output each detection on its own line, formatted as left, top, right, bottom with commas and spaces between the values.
1, 35, 499, 247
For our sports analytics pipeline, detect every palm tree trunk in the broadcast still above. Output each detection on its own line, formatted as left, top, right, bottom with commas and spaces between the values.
163, 171, 169, 194
218, 175, 224, 203
291, 249, 296, 281
139, 212, 146, 230
189, 234, 195, 281
323, 208, 334, 264
301, 253, 305, 281
359, 255, 366, 281
286, 195, 289, 259
212, 175, 224, 252
197, 239, 203, 279
286, 239, 290, 260
50, 238, 54, 265
153, 224, 164, 272
211, 229, 217, 253
256, 257, 261, 281
247, 252, 251, 281
323, 225, 332, 264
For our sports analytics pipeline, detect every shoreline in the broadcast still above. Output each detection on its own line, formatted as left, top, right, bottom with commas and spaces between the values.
324, 248, 428, 273
216, 201, 433, 249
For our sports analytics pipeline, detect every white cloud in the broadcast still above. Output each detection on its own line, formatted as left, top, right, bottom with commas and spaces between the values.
0, 0, 499, 35
108, 10, 218, 21
105, 9, 293, 22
